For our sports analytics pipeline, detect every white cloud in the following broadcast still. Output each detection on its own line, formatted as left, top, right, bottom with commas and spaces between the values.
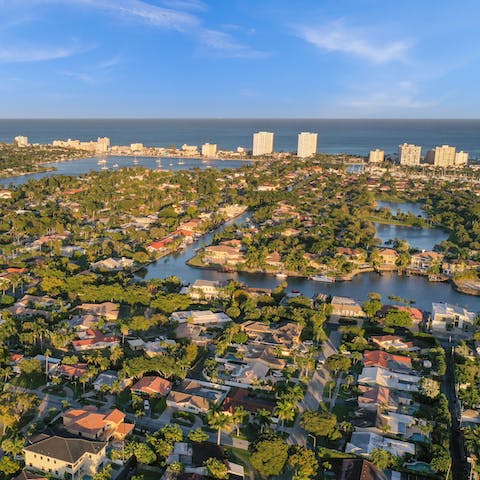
296, 20, 410, 64
0, 44, 86, 63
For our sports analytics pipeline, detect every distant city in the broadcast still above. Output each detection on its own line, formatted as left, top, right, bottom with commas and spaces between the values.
12, 132, 470, 166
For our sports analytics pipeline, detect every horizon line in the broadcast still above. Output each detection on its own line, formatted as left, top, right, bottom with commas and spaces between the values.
2, 117, 480, 121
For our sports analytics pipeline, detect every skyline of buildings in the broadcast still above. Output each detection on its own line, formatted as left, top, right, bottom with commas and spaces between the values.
399, 143, 422, 166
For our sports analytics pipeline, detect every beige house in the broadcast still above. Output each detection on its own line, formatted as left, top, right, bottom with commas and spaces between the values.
23, 435, 107, 479
330, 296, 366, 318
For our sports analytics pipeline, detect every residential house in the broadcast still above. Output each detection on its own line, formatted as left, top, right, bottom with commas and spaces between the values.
174, 323, 216, 347
431, 302, 476, 331
167, 380, 228, 414
330, 296, 366, 318
183, 279, 225, 300
363, 350, 412, 373
92, 370, 129, 391
23, 435, 107, 479
63, 406, 134, 441
222, 388, 275, 417
52, 363, 88, 380
91, 257, 134, 271
345, 431, 415, 457
336, 248, 366, 263
240, 320, 302, 353
338, 458, 387, 480
131, 376, 172, 397
265, 252, 283, 269
377, 248, 398, 268
72, 330, 119, 352
170, 310, 232, 326
379, 305, 423, 330
14, 472, 48, 480
77, 302, 120, 321
370, 335, 415, 351
410, 251, 444, 272
358, 366, 420, 392
202, 244, 245, 266
442, 259, 480, 277
357, 385, 412, 412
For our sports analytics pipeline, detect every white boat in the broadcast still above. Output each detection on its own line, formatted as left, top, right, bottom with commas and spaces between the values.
276, 273, 288, 279
101, 165, 108, 170
310, 275, 335, 283
179, 159, 185, 165
133, 157, 139, 165
112, 163, 119, 168
97, 158, 107, 165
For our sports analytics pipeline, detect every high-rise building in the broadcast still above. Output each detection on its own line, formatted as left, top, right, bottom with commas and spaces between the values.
130, 143, 144, 151
368, 149, 385, 163
14, 136, 29, 147
455, 150, 468, 166
202, 143, 218, 157
96, 137, 110, 153
398, 143, 421, 166
297, 132, 318, 158
252, 131, 274, 156
433, 145, 456, 167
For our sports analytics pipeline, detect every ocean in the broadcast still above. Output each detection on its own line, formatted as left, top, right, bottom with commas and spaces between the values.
1, 119, 480, 157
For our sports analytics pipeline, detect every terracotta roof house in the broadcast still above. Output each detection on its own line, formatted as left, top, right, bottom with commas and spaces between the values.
377, 248, 398, 267
131, 376, 172, 397
167, 380, 227, 414
53, 363, 88, 380
357, 385, 412, 413
63, 406, 134, 441
72, 330, 119, 352
14, 472, 48, 480
223, 388, 275, 415
339, 458, 387, 480
23, 435, 107, 479
363, 350, 412, 373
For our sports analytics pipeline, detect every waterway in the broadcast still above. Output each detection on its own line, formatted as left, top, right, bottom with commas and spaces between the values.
0, 155, 250, 187
374, 200, 448, 250
140, 214, 480, 313
2, 159, 474, 312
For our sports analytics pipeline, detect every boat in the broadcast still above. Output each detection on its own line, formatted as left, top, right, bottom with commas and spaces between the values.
276, 273, 288, 279
133, 157, 139, 165
179, 159, 185, 165
169, 161, 173, 166
112, 163, 119, 168
101, 165, 108, 170
310, 275, 335, 283
97, 158, 107, 165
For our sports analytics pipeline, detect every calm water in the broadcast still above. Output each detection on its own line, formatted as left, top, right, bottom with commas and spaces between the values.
376, 200, 425, 217
0, 156, 250, 187
141, 214, 479, 313
2, 119, 480, 156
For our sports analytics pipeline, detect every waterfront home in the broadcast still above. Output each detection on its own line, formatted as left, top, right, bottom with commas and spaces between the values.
410, 251, 444, 271
358, 366, 420, 392
442, 259, 480, 276
62, 406, 134, 441
131, 376, 172, 397
90, 257, 134, 272
336, 247, 366, 263
265, 251, 283, 269
147, 236, 176, 252
330, 296, 366, 318
72, 330, 119, 352
431, 302, 476, 331
23, 435, 107, 479
202, 244, 245, 266
77, 302, 120, 321
166, 380, 228, 414
170, 310, 232, 326
379, 305, 423, 329
184, 279, 226, 300
363, 350, 412, 373
345, 431, 415, 457
338, 458, 387, 480
377, 248, 398, 268
370, 335, 415, 351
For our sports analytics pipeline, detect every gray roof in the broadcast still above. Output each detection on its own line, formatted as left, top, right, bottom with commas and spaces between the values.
24, 435, 106, 463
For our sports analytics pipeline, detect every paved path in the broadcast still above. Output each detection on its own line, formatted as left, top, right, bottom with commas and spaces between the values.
288, 326, 343, 446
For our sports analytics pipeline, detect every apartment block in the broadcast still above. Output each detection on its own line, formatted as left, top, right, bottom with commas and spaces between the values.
398, 143, 421, 166
202, 143, 218, 157
14, 136, 29, 147
252, 131, 274, 156
455, 150, 468, 166
433, 145, 456, 167
368, 149, 385, 163
297, 132, 318, 158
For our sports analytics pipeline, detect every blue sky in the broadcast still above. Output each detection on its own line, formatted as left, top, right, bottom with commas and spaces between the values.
1, 0, 479, 118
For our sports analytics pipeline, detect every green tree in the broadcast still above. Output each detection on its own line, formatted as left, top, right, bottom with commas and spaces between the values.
208, 411, 231, 445
288, 445, 319, 480
188, 428, 209, 443
204, 457, 228, 479
0, 456, 20, 476
325, 354, 351, 375
369, 448, 394, 469
300, 410, 337, 438
430, 445, 451, 473
93, 464, 112, 480
250, 437, 289, 479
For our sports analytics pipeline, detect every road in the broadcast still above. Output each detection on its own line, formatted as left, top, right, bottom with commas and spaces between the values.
288, 327, 343, 446
441, 341, 470, 480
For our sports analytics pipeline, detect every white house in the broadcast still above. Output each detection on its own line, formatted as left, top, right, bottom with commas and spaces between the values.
358, 366, 420, 392
431, 303, 476, 331
170, 310, 232, 326
345, 432, 415, 457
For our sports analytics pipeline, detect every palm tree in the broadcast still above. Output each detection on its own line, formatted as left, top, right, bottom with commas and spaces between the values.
208, 410, 231, 446
275, 398, 296, 429
44, 348, 52, 382
232, 406, 248, 436
255, 408, 272, 433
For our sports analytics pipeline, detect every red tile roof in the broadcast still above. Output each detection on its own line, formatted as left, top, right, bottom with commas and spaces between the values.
131, 376, 171, 396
